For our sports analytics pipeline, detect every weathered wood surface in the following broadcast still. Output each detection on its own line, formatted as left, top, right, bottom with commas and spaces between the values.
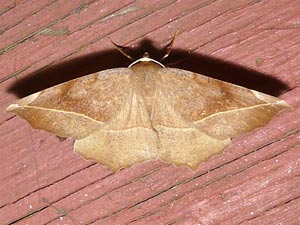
1, 0, 299, 224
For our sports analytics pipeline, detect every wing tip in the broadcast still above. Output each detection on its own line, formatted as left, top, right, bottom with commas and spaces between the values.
251, 90, 292, 109
276, 99, 292, 109
6, 92, 41, 112
6, 104, 21, 112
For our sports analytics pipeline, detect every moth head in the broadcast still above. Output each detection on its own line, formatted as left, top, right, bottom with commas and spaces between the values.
128, 53, 165, 68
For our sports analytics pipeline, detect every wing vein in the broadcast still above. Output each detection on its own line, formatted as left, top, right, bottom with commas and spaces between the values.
194, 101, 287, 124
14, 105, 104, 124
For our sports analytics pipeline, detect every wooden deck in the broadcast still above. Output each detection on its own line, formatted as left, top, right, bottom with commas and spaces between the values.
1, 0, 300, 224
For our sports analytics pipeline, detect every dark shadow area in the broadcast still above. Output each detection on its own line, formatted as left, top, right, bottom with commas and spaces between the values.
8, 38, 288, 97
163, 50, 289, 96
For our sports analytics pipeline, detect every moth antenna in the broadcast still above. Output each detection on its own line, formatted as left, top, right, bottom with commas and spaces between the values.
161, 30, 179, 60
108, 37, 133, 61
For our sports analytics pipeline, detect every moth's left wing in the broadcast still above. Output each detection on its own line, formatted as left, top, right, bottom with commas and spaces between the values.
7, 69, 133, 139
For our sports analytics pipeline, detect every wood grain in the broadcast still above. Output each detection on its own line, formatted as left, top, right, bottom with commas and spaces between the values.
1, 0, 299, 224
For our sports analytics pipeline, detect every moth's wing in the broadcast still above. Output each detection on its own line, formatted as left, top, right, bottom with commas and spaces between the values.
7, 68, 133, 139
152, 68, 290, 169
8, 68, 161, 171
159, 68, 290, 139
74, 127, 160, 172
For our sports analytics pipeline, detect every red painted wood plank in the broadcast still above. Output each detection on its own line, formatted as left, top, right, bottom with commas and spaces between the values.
1, 0, 300, 224
0, 0, 97, 50
0, 0, 15, 15
1, 0, 57, 34
240, 197, 300, 225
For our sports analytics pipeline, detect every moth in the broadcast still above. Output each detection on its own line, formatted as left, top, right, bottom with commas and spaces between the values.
7, 44, 291, 171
